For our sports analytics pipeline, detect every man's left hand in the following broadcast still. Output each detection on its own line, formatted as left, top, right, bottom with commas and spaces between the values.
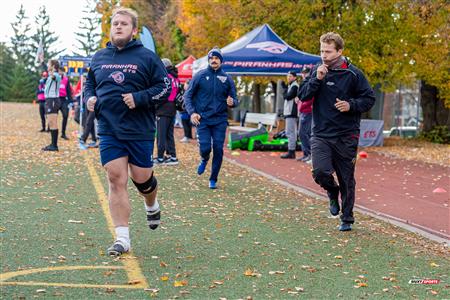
226, 96, 234, 107
122, 93, 135, 109
335, 98, 350, 112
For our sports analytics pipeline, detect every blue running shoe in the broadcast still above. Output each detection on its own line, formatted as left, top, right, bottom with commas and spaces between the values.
197, 160, 207, 175
209, 180, 217, 189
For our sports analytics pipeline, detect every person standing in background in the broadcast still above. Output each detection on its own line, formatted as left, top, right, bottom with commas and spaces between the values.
180, 79, 194, 142
42, 59, 61, 151
36, 71, 48, 132
280, 70, 299, 159
154, 58, 179, 166
296, 67, 313, 163
58, 67, 73, 140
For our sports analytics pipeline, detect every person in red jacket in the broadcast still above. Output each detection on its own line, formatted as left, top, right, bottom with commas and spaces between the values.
296, 67, 313, 162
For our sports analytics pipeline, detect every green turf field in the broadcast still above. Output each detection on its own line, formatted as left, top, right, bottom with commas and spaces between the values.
1, 103, 448, 299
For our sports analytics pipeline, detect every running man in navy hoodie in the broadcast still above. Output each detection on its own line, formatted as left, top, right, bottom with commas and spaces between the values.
84, 7, 170, 256
298, 32, 375, 232
184, 48, 239, 189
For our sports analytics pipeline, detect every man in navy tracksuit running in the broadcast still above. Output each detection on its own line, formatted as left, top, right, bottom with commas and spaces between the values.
184, 48, 239, 189
84, 7, 170, 256
298, 32, 375, 231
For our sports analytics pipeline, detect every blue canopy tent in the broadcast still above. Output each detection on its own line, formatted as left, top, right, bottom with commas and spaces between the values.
193, 24, 321, 76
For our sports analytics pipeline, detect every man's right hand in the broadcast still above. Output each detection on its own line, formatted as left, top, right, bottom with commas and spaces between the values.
87, 96, 97, 112
190, 113, 201, 126
316, 64, 328, 80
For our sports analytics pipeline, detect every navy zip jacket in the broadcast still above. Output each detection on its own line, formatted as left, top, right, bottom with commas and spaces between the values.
184, 65, 239, 125
84, 39, 170, 140
298, 58, 375, 137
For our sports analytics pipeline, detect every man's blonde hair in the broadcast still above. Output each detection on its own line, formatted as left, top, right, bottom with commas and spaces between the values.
111, 7, 138, 29
320, 32, 344, 51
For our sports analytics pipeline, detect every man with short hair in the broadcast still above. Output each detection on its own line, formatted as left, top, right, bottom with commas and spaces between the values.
85, 7, 170, 256
298, 32, 375, 231
184, 48, 239, 189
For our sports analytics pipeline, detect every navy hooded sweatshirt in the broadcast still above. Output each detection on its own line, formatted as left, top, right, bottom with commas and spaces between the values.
298, 58, 375, 138
184, 65, 239, 125
84, 39, 170, 140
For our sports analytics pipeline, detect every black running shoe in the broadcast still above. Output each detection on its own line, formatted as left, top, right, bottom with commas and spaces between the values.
327, 187, 340, 216
107, 240, 129, 256
42, 145, 59, 151
146, 208, 161, 230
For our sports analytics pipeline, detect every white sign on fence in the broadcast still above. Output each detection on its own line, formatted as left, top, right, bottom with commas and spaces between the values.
359, 119, 384, 147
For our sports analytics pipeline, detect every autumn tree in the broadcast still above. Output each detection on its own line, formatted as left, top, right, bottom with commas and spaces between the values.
96, 0, 119, 48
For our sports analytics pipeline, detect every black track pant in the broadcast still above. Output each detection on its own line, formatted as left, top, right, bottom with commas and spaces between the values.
59, 98, 70, 136
181, 118, 193, 139
311, 135, 358, 224
157, 116, 176, 159
81, 110, 96, 142
38, 101, 46, 130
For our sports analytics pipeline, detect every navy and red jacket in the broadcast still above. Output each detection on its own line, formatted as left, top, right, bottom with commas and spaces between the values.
84, 39, 170, 140
184, 65, 239, 125
298, 58, 375, 137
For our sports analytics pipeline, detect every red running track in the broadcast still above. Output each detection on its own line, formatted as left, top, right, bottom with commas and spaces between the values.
223, 147, 449, 240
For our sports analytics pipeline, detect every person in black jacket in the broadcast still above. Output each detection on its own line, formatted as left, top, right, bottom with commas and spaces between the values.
84, 7, 170, 256
154, 58, 179, 166
298, 32, 375, 231
281, 70, 299, 159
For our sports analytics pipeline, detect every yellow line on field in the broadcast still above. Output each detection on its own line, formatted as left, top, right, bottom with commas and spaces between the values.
0, 266, 123, 282
0, 281, 144, 289
83, 152, 148, 289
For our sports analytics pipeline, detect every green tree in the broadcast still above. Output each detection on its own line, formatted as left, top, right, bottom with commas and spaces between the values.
10, 4, 33, 67
75, 0, 101, 56
0, 43, 16, 101
30, 6, 63, 70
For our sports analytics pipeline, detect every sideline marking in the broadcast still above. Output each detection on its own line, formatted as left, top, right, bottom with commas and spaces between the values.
0, 266, 144, 289
83, 152, 149, 288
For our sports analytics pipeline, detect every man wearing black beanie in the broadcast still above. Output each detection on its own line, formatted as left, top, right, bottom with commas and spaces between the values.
184, 47, 239, 189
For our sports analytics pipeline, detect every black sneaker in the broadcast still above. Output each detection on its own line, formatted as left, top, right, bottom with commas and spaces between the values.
61, 135, 69, 140
339, 223, 352, 231
146, 208, 161, 230
42, 145, 59, 151
164, 157, 179, 166
327, 187, 340, 216
153, 158, 165, 166
107, 240, 129, 256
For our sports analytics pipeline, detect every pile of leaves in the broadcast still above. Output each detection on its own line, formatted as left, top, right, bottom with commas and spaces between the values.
368, 137, 449, 166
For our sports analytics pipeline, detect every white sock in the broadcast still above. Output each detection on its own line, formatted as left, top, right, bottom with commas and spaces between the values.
115, 226, 130, 250
145, 199, 159, 211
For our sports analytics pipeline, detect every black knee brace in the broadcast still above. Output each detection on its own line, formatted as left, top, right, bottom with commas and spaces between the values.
132, 173, 157, 194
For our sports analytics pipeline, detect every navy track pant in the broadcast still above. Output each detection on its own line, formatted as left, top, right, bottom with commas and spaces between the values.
197, 121, 227, 182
